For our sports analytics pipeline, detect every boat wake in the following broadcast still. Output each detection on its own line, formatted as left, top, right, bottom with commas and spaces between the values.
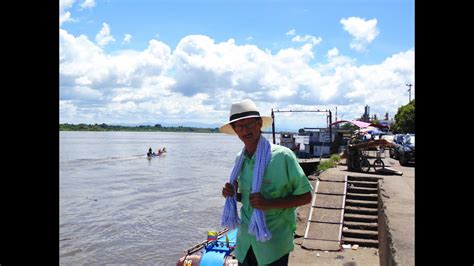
62, 154, 146, 167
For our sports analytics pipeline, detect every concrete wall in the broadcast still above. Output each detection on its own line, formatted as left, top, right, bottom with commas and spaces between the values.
378, 180, 397, 266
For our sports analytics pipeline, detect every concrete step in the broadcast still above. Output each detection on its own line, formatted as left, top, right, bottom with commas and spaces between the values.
345, 199, 378, 208
344, 206, 378, 215
344, 221, 378, 231
342, 228, 378, 239
346, 192, 378, 201
342, 237, 379, 248
344, 213, 378, 223
347, 186, 378, 194
347, 180, 378, 188
347, 175, 381, 182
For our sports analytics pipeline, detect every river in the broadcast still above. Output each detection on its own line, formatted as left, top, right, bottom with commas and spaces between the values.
60, 131, 251, 264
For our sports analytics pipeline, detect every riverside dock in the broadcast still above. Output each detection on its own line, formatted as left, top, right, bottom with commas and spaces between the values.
291, 152, 414, 265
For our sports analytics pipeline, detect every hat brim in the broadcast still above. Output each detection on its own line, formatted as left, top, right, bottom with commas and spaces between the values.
219, 115, 273, 135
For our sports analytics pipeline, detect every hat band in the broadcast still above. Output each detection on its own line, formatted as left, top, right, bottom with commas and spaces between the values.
229, 111, 260, 121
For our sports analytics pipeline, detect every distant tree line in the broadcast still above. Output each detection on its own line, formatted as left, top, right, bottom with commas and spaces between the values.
59, 123, 220, 133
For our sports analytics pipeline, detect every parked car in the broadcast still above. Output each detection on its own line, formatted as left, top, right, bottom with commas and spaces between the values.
389, 134, 405, 158
393, 134, 415, 166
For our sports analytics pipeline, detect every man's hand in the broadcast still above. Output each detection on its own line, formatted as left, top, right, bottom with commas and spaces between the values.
222, 183, 235, 198
249, 192, 270, 210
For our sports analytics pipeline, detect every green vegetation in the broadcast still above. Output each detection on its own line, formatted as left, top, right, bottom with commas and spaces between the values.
329, 154, 341, 164
392, 99, 415, 134
59, 123, 220, 133
317, 154, 341, 172
317, 160, 334, 172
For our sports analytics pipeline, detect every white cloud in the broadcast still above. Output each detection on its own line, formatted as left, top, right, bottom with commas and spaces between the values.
60, 28, 172, 107
287, 29, 322, 46
60, 100, 78, 122
95, 23, 116, 46
60, 29, 414, 127
291, 35, 322, 46
327, 47, 340, 58
80, 0, 95, 9
72, 86, 104, 100
60, 29, 111, 88
340, 17, 379, 52
123, 34, 132, 43
315, 47, 356, 75
60, 0, 76, 26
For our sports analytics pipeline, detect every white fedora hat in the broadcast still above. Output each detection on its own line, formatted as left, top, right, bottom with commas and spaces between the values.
219, 99, 273, 135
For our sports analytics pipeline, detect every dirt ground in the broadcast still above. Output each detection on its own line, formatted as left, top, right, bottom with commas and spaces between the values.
290, 244, 380, 266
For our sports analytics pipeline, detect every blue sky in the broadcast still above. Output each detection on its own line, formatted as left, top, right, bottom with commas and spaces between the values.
60, 0, 414, 130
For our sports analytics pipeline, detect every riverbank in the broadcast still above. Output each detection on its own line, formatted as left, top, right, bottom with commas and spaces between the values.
59, 123, 219, 133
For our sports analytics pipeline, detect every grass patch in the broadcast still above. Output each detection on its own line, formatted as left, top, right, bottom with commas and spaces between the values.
329, 154, 341, 164
317, 154, 341, 172
318, 160, 335, 172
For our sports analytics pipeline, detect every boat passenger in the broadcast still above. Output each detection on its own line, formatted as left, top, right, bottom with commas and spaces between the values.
147, 147, 153, 157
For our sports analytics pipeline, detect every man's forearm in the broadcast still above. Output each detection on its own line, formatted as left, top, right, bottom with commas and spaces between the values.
249, 191, 312, 210
267, 192, 312, 209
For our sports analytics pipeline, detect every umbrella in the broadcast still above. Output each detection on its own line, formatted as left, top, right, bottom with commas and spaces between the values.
367, 129, 383, 135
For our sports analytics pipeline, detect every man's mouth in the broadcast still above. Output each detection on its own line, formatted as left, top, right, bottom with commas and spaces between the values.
243, 133, 253, 139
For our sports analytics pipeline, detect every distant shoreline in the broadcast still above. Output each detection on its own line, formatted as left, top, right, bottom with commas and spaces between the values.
59, 123, 219, 133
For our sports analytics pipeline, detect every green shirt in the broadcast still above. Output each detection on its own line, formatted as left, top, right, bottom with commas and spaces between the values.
234, 144, 313, 265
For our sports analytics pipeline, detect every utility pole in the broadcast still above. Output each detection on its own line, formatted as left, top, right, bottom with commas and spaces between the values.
406, 83, 413, 103
328, 109, 332, 142
271, 109, 276, 144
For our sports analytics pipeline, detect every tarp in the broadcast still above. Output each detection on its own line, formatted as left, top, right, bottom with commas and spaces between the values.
330, 120, 371, 128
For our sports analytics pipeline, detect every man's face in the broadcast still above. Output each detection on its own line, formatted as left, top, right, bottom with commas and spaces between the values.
232, 117, 263, 145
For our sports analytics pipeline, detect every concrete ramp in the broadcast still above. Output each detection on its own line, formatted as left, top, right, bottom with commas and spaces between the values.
301, 175, 347, 251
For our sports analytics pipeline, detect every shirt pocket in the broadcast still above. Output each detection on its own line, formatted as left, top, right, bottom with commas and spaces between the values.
260, 177, 289, 199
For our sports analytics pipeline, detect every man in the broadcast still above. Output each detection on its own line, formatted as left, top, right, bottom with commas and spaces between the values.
220, 99, 313, 266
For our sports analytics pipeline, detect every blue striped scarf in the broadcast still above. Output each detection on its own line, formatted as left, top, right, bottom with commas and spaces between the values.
221, 135, 272, 242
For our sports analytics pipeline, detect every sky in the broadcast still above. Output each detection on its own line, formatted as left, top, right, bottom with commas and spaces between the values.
60, 0, 414, 131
